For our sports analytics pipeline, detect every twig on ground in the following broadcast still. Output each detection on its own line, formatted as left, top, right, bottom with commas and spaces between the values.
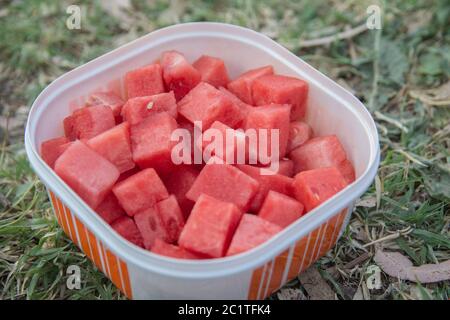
363, 227, 413, 248
299, 23, 369, 48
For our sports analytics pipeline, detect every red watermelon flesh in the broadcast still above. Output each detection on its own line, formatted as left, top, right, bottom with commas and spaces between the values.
179, 194, 242, 258
186, 160, 260, 212
289, 135, 347, 174
86, 91, 124, 120
227, 65, 273, 105
134, 206, 168, 249
178, 82, 243, 131
151, 239, 204, 259
175, 117, 197, 163
111, 216, 144, 247
287, 121, 313, 153
244, 104, 291, 161
130, 112, 178, 174
227, 214, 281, 256
272, 159, 294, 177
219, 86, 252, 120
113, 168, 169, 216
117, 166, 140, 183
54, 141, 120, 208
40, 136, 70, 168
258, 158, 294, 177
236, 164, 294, 213
86, 122, 135, 173
121, 92, 177, 125
125, 63, 164, 99
155, 195, 185, 244
161, 165, 199, 219
161, 51, 201, 101
197, 121, 248, 164
63, 116, 76, 140
336, 159, 356, 184
252, 74, 309, 120
63, 105, 115, 140
292, 167, 348, 212
258, 190, 304, 228
95, 192, 126, 224
193, 55, 230, 88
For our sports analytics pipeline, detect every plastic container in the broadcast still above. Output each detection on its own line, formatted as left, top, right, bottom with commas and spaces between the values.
25, 23, 379, 299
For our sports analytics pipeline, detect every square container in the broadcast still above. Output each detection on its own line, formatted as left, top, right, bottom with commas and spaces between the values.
25, 23, 380, 299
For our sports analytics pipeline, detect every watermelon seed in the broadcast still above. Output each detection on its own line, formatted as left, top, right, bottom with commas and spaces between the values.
147, 101, 154, 110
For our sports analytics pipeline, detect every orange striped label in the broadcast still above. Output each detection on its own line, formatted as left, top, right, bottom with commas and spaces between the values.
266, 250, 289, 295
46, 190, 133, 299
248, 208, 349, 299
247, 266, 265, 300
286, 234, 309, 280
61, 204, 80, 247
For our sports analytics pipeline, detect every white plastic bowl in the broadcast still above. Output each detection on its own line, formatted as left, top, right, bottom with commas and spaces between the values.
25, 22, 380, 299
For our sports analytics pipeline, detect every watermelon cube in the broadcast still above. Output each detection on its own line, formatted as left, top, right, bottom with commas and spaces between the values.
219, 86, 252, 120
186, 160, 260, 211
236, 164, 294, 213
63, 105, 115, 140
179, 194, 242, 258
121, 92, 177, 125
161, 51, 201, 101
155, 195, 185, 244
134, 195, 184, 249
252, 74, 309, 120
125, 64, 164, 99
258, 190, 304, 228
117, 166, 140, 183
130, 112, 178, 173
227, 214, 281, 256
134, 206, 168, 249
86, 91, 124, 120
193, 55, 230, 88
111, 216, 144, 247
197, 121, 248, 164
54, 141, 120, 208
336, 159, 356, 184
244, 104, 291, 161
271, 159, 294, 177
86, 122, 135, 173
178, 82, 243, 130
151, 239, 204, 259
287, 121, 313, 153
113, 168, 169, 216
40, 136, 70, 168
227, 65, 273, 105
161, 165, 199, 219
258, 158, 294, 177
95, 192, 126, 224
289, 135, 348, 174
292, 167, 348, 212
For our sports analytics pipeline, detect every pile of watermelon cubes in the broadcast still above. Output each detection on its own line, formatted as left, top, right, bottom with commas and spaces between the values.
40, 51, 355, 260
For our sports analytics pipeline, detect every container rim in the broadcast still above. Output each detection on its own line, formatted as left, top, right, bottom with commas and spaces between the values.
25, 22, 380, 279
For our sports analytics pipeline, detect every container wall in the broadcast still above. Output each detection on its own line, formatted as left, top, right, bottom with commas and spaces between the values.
47, 188, 133, 299
47, 186, 349, 299
26, 23, 379, 300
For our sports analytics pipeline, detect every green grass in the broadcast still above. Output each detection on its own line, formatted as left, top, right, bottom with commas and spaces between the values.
0, 0, 449, 300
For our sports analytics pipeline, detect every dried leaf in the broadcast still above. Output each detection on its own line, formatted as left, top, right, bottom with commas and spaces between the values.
356, 196, 377, 208
277, 288, 307, 300
374, 250, 450, 283
374, 250, 413, 279
409, 81, 450, 106
299, 267, 336, 300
